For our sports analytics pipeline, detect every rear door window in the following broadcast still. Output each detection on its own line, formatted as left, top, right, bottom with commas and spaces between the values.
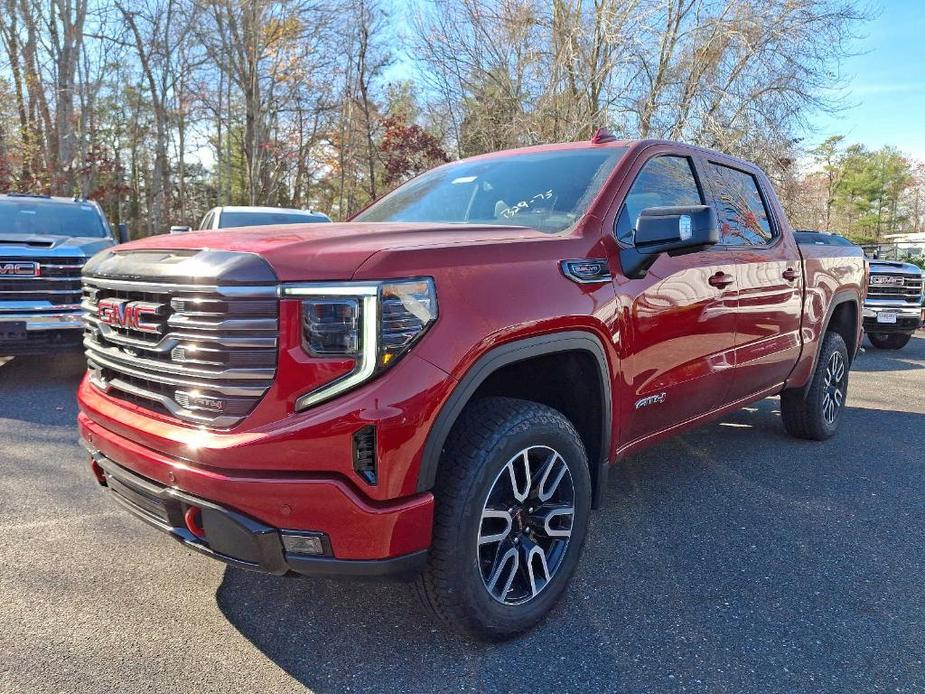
615, 155, 703, 244
705, 163, 776, 246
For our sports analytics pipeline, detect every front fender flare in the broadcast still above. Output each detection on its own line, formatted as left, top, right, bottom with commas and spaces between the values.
416, 331, 613, 503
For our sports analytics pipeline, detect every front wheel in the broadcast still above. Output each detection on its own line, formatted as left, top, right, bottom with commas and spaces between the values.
868, 332, 912, 350
416, 397, 591, 640
781, 331, 850, 440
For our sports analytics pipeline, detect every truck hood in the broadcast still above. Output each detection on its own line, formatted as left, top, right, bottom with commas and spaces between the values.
869, 260, 922, 276
0, 233, 115, 258
112, 222, 547, 281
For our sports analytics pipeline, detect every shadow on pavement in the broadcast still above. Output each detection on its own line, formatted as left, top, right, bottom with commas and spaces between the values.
216, 398, 925, 692
852, 333, 925, 373
0, 352, 86, 426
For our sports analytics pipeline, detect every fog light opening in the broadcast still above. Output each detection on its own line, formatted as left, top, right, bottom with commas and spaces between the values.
281, 531, 327, 556
184, 506, 206, 539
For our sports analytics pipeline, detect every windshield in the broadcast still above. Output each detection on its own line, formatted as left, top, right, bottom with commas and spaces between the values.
0, 198, 108, 238
355, 148, 627, 233
219, 211, 330, 228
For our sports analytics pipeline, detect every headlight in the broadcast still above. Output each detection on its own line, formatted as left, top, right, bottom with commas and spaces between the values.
284, 278, 437, 410
302, 298, 361, 357
378, 279, 438, 367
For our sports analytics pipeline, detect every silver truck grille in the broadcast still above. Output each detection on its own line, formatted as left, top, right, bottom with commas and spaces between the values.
82, 277, 279, 429
0, 255, 84, 306
867, 274, 923, 303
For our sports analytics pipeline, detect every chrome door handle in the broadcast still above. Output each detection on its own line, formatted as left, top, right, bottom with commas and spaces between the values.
708, 272, 735, 288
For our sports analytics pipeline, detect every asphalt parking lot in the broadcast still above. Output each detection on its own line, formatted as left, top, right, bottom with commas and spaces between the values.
1, 336, 924, 694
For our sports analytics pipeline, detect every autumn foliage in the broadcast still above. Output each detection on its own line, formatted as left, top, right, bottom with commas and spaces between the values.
379, 116, 449, 186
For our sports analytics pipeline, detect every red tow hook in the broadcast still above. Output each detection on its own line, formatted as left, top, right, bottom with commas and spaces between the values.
184, 506, 206, 539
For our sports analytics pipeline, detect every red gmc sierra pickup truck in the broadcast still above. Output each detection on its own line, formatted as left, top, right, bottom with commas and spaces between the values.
78, 134, 866, 639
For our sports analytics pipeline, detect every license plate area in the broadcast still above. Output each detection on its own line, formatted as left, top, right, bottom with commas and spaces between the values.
876, 311, 898, 324
0, 321, 28, 342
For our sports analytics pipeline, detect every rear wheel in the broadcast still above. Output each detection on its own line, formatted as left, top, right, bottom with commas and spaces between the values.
416, 397, 591, 640
868, 332, 911, 350
781, 331, 850, 441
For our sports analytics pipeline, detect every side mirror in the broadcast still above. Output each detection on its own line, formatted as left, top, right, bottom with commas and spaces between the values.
635, 205, 719, 256
117, 223, 130, 244
619, 205, 720, 279
170, 225, 192, 234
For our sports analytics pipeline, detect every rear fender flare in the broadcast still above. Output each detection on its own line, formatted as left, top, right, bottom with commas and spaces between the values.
792, 289, 860, 396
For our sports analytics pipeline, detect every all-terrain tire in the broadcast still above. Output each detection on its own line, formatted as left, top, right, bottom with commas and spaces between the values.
781, 331, 850, 441
415, 396, 592, 641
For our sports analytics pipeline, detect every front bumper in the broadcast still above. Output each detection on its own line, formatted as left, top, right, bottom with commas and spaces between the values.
0, 308, 84, 354
863, 304, 924, 334
82, 442, 429, 578
78, 411, 434, 570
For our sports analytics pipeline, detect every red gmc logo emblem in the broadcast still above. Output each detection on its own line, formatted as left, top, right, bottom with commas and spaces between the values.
97, 298, 163, 334
0, 261, 39, 276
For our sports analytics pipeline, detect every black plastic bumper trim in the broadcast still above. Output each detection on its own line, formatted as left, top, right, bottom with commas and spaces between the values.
92, 451, 290, 575
285, 550, 428, 579
863, 317, 923, 334
83, 444, 429, 579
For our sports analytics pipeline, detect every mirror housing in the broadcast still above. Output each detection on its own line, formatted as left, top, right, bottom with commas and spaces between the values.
635, 205, 719, 255
170, 225, 192, 234
117, 223, 130, 244
620, 205, 720, 279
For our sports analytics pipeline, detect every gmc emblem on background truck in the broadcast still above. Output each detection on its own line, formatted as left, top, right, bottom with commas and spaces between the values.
97, 298, 163, 334
0, 261, 39, 276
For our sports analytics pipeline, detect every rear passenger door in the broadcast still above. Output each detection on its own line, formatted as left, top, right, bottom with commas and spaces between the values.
701, 161, 803, 401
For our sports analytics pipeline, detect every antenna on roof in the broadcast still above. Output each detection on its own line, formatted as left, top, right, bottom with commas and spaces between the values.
590, 127, 617, 144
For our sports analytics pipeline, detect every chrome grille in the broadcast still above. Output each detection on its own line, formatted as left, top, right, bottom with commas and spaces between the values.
0, 255, 83, 305
867, 274, 923, 303
82, 277, 279, 429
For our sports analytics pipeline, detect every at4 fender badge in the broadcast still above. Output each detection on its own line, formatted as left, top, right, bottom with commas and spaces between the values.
635, 392, 667, 409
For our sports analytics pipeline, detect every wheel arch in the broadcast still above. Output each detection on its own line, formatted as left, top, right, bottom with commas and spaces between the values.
791, 289, 860, 397
826, 293, 860, 361
417, 331, 613, 507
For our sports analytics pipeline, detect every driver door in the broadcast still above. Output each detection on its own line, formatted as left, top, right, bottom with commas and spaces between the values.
614, 153, 739, 444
